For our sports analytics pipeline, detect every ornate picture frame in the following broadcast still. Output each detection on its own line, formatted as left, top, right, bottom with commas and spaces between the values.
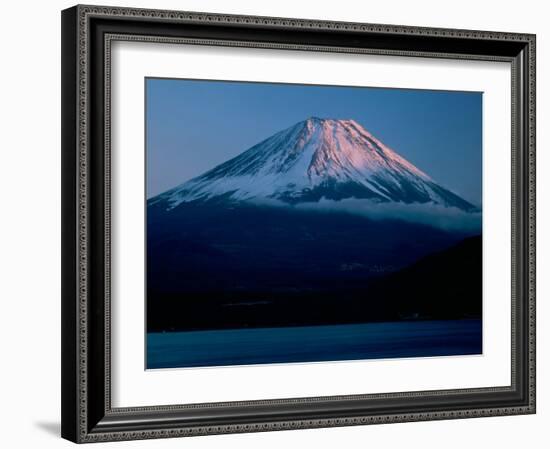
61, 4, 536, 443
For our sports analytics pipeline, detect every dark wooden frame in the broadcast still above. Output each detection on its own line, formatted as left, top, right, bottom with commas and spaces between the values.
61, 4, 536, 443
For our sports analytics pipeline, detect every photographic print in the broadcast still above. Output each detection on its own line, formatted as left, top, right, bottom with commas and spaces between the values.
146, 78, 483, 369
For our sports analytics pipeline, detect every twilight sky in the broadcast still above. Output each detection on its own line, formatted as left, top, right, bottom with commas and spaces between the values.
146, 78, 482, 205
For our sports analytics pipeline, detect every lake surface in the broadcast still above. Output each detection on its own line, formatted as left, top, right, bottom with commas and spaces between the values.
147, 319, 482, 369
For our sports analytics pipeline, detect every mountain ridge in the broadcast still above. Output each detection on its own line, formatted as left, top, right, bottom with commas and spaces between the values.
150, 117, 477, 212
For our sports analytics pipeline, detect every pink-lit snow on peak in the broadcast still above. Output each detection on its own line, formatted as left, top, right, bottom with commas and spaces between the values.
153, 117, 475, 211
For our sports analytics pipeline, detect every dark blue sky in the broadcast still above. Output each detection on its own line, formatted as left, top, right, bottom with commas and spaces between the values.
146, 78, 482, 205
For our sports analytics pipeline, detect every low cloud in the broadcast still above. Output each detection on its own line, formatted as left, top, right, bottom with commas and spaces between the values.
251, 197, 482, 233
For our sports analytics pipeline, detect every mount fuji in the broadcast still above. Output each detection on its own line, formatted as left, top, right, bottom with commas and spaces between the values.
146, 118, 481, 332
150, 117, 477, 212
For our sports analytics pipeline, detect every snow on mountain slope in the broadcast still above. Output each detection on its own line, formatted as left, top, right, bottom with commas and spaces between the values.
150, 117, 477, 212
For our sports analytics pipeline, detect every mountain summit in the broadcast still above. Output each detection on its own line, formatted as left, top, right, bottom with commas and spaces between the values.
151, 117, 476, 211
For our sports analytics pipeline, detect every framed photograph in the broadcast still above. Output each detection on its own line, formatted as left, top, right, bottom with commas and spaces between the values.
61, 4, 536, 443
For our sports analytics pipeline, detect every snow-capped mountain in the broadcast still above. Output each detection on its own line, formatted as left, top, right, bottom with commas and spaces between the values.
150, 117, 476, 212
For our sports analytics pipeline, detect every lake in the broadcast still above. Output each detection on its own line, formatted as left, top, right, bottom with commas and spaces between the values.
147, 319, 482, 369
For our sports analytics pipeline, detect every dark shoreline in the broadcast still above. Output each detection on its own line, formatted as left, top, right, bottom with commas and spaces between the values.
148, 314, 482, 334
